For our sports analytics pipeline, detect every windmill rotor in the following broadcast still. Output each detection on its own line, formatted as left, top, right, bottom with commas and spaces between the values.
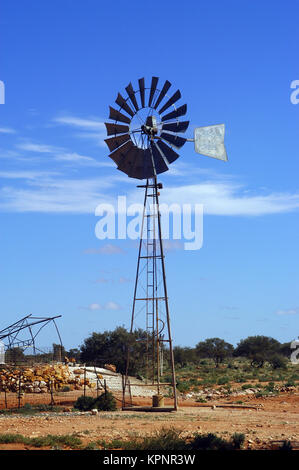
104, 77, 190, 180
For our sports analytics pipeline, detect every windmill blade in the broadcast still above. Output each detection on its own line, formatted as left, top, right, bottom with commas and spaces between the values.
105, 123, 129, 136
150, 143, 169, 174
148, 76, 159, 107
194, 124, 228, 161
104, 133, 131, 152
125, 82, 139, 112
138, 78, 145, 108
160, 132, 186, 149
158, 90, 181, 114
108, 140, 134, 165
109, 106, 131, 124
161, 104, 187, 122
161, 120, 189, 133
115, 93, 135, 117
127, 148, 147, 179
153, 80, 171, 110
117, 146, 139, 177
155, 140, 179, 164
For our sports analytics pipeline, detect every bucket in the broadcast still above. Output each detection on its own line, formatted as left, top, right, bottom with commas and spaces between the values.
152, 394, 164, 408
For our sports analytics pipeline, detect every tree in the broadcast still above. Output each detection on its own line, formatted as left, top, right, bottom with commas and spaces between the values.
80, 326, 149, 375
279, 342, 292, 358
67, 348, 81, 362
195, 338, 234, 368
268, 353, 288, 370
234, 335, 281, 367
173, 346, 196, 367
5, 347, 25, 364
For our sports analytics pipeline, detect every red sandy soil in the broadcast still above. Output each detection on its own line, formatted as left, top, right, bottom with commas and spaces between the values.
0, 390, 298, 450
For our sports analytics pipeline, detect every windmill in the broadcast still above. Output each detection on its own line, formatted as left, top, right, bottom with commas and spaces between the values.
104, 77, 227, 411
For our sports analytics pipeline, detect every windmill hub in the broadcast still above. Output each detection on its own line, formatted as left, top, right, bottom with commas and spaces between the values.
141, 116, 158, 138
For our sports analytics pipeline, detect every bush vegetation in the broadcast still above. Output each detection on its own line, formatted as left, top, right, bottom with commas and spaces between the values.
74, 391, 117, 412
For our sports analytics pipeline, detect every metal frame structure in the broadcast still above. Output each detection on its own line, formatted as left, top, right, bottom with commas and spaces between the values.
0, 314, 63, 360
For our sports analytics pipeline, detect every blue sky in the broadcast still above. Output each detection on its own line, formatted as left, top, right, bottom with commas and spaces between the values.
0, 0, 298, 351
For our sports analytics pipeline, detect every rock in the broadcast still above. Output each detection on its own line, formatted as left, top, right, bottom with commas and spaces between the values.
104, 364, 117, 373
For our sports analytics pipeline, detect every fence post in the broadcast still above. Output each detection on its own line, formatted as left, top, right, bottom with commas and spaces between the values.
49, 380, 55, 406
83, 367, 86, 397
17, 370, 22, 409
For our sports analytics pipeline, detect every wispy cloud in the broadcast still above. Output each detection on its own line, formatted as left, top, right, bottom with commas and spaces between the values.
155, 182, 299, 216
83, 244, 126, 255
53, 114, 107, 147
83, 301, 122, 311
53, 115, 105, 131
1, 172, 299, 216
0, 170, 60, 180
16, 142, 63, 153
94, 276, 131, 284
0, 127, 16, 134
0, 175, 117, 213
276, 307, 299, 316
163, 240, 184, 252
15, 140, 111, 167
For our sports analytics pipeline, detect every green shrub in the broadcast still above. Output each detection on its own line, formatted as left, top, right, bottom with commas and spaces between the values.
231, 433, 245, 449
73, 395, 95, 411
177, 381, 190, 393
268, 354, 288, 370
241, 383, 255, 390
264, 381, 275, 392
217, 376, 229, 385
189, 432, 239, 451
122, 428, 187, 451
93, 391, 117, 411
284, 380, 295, 387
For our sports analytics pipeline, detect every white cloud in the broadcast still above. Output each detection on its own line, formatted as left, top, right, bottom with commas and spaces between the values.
54, 151, 113, 167
88, 303, 102, 311
1, 156, 299, 217
104, 301, 121, 310
0, 170, 60, 180
53, 115, 107, 147
85, 301, 122, 311
0, 176, 117, 213
15, 140, 111, 167
16, 142, 63, 153
276, 308, 299, 316
53, 115, 105, 131
0, 127, 16, 134
83, 244, 125, 255
163, 240, 184, 252
152, 182, 299, 216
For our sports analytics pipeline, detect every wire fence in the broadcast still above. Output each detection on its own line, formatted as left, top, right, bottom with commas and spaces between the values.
0, 364, 120, 410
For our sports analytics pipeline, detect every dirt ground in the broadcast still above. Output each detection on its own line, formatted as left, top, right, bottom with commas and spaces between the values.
0, 390, 298, 450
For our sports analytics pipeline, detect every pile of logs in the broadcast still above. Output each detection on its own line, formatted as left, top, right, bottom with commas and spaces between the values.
0, 364, 102, 393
